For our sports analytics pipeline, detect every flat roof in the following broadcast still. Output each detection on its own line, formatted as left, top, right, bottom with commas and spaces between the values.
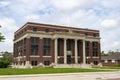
15, 22, 99, 34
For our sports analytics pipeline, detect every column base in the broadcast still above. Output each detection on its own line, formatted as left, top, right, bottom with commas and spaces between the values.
25, 61, 32, 68
98, 63, 103, 67
37, 63, 44, 68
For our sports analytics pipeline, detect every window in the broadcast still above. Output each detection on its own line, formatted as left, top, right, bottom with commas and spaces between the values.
67, 40, 71, 51
56, 29, 60, 32
86, 60, 90, 64
31, 45, 38, 55
23, 49, 26, 56
43, 38, 50, 56
93, 34, 97, 37
31, 37, 39, 45
45, 28, 49, 32
85, 33, 88, 36
31, 61, 37, 66
94, 61, 98, 65
44, 61, 50, 66
33, 27, 37, 31
85, 41, 89, 56
23, 61, 25, 65
93, 42, 98, 56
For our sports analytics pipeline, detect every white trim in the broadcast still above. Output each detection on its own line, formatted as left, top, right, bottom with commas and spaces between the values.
14, 30, 100, 43
43, 56, 52, 57
92, 57, 99, 58
112, 59, 115, 63
104, 60, 108, 63
30, 56, 40, 57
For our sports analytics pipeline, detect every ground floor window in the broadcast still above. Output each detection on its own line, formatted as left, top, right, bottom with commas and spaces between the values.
31, 61, 37, 66
94, 61, 98, 65
86, 60, 90, 64
44, 61, 50, 66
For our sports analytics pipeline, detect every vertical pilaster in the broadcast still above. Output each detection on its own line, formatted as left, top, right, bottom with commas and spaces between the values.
39, 37, 43, 64
75, 39, 78, 64
98, 42, 101, 62
90, 41, 93, 64
64, 38, 67, 64
25, 37, 31, 67
83, 40, 86, 64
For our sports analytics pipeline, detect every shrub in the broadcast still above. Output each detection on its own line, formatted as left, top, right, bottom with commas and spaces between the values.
0, 60, 9, 68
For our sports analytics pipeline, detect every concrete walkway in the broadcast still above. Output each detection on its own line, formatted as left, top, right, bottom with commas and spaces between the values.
0, 71, 120, 80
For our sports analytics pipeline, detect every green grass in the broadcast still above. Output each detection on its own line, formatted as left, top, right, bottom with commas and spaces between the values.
93, 66, 120, 69
0, 68, 113, 75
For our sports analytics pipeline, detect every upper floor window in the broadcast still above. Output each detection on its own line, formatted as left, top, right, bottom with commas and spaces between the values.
85, 33, 88, 36
67, 40, 72, 51
85, 41, 89, 47
43, 38, 51, 56
93, 34, 97, 37
93, 42, 98, 47
31, 37, 39, 45
45, 28, 49, 32
44, 38, 50, 46
31, 45, 38, 55
33, 27, 37, 31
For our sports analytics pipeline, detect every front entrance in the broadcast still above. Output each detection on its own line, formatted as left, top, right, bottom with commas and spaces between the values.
67, 55, 71, 64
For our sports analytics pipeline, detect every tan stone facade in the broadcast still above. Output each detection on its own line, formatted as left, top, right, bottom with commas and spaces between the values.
13, 22, 101, 68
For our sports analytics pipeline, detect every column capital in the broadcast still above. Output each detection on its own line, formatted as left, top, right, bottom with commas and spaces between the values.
26, 36, 30, 38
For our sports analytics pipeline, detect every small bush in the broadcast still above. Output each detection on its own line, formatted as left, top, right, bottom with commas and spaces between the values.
0, 60, 9, 68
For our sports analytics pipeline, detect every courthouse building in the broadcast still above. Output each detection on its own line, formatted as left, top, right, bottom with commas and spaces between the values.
13, 22, 101, 68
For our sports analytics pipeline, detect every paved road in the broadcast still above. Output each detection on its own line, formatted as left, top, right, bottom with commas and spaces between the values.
0, 71, 120, 80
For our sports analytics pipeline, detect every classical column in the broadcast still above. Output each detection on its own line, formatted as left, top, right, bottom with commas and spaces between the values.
83, 40, 86, 64
54, 38, 58, 64
75, 39, 78, 64
64, 39, 67, 64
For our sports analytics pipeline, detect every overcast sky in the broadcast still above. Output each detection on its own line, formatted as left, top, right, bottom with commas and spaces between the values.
0, 0, 120, 52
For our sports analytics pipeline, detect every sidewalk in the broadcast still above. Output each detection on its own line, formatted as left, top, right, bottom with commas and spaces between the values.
0, 71, 120, 80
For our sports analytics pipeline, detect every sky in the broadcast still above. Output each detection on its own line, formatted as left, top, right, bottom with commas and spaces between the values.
0, 0, 120, 52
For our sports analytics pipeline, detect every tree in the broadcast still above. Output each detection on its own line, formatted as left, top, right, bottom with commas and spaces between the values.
0, 25, 5, 42
0, 52, 12, 68
2, 51, 12, 63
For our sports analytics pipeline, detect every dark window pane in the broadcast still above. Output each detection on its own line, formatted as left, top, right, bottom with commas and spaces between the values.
43, 38, 50, 56
45, 29, 49, 32
44, 61, 50, 66
33, 27, 37, 31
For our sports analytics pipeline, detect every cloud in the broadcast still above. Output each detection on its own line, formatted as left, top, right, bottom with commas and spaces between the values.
0, 17, 18, 52
51, 0, 99, 10
0, 0, 120, 53
101, 19, 118, 28
25, 14, 40, 20
0, 1, 10, 7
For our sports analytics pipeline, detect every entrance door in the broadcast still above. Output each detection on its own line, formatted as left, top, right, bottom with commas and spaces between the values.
67, 55, 71, 64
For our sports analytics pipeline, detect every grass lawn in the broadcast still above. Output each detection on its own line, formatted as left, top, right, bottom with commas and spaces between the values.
93, 66, 120, 69
0, 68, 113, 75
